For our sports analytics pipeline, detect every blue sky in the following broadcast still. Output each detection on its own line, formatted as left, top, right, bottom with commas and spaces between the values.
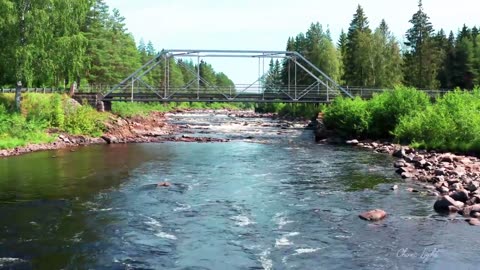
104, 0, 479, 84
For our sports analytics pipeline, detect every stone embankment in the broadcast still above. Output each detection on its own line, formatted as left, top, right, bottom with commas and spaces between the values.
314, 114, 480, 225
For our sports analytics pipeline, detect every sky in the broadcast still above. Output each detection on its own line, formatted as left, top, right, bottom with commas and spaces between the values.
104, 0, 479, 84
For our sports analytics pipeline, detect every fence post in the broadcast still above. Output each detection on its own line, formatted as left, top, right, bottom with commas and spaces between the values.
15, 81, 22, 112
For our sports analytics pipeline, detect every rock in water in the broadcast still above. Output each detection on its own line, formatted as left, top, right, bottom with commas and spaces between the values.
433, 195, 464, 212
157, 182, 171, 187
467, 218, 480, 226
359, 209, 387, 221
346, 139, 359, 145
460, 204, 480, 217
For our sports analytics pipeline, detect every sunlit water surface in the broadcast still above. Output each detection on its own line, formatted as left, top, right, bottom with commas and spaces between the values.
0, 112, 479, 269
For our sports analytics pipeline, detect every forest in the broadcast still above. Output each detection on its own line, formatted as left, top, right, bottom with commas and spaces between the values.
0, 0, 234, 90
0, 0, 479, 91
264, 0, 480, 91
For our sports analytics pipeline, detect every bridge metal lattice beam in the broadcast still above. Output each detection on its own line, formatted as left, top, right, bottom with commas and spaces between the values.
104, 49, 353, 103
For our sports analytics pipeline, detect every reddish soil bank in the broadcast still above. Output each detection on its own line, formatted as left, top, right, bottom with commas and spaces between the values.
0, 112, 229, 158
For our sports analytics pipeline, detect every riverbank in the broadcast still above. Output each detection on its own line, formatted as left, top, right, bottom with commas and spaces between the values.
316, 126, 480, 225
0, 109, 289, 158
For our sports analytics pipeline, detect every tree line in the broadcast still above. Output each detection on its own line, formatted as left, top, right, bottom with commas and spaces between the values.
0, 0, 234, 90
265, 0, 480, 90
1, 0, 478, 91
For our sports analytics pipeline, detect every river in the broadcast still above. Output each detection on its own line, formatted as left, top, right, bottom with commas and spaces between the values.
0, 112, 479, 270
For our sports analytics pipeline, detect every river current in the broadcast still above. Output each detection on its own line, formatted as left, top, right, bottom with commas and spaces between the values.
0, 112, 479, 270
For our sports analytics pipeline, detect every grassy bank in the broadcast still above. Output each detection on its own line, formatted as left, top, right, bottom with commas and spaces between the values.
0, 93, 106, 149
112, 102, 253, 118
323, 86, 480, 153
255, 103, 322, 119
0, 97, 255, 150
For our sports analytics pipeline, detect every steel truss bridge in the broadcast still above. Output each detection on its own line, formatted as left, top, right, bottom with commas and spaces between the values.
102, 49, 353, 103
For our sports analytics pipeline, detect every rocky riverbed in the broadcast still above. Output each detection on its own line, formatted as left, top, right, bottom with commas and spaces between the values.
315, 115, 480, 226
0, 110, 291, 158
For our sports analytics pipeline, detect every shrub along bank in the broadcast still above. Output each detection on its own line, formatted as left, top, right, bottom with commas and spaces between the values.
0, 93, 105, 149
0, 95, 254, 150
255, 103, 323, 119
322, 86, 480, 153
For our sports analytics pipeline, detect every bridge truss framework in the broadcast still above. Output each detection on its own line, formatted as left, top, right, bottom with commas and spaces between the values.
103, 49, 353, 103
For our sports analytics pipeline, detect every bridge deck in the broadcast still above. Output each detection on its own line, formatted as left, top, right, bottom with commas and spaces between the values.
100, 92, 336, 103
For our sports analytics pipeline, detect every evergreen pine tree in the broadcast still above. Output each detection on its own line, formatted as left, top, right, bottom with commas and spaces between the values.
344, 5, 372, 87
404, 0, 440, 89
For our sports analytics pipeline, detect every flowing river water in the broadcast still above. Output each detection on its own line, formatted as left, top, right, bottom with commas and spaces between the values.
0, 112, 480, 270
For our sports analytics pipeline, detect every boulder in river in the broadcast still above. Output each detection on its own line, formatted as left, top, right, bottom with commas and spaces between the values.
157, 182, 171, 188
450, 190, 469, 203
466, 218, 480, 226
346, 139, 359, 145
433, 195, 464, 213
460, 204, 480, 217
359, 209, 387, 221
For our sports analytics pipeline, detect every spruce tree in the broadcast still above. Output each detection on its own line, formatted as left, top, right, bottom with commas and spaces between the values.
404, 0, 440, 89
344, 5, 372, 87
337, 30, 348, 84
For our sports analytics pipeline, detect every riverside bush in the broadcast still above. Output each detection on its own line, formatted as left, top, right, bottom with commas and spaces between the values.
368, 86, 430, 138
323, 96, 371, 138
255, 103, 321, 119
324, 86, 430, 139
0, 93, 106, 148
64, 103, 106, 136
112, 102, 170, 117
394, 89, 480, 152
0, 104, 54, 149
324, 87, 480, 153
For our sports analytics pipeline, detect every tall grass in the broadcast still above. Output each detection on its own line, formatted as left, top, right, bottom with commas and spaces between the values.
0, 93, 105, 149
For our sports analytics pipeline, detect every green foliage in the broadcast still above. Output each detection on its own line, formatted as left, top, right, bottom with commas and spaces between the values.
0, 103, 54, 149
0, 93, 105, 149
112, 102, 170, 117
368, 86, 430, 138
112, 102, 247, 118
323, 87, 430, 139
324, 87, 480, 153
394, 88, 480, 152
63, 104, 105, 136
403, 1, 441, 89
256, 103, 320, 119
323, 96, 370, 138
256, 103, 286, 114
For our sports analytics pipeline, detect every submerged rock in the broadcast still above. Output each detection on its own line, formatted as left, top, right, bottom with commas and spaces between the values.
157, 182, 171, 187
359, 209, 387, 221
466, 218, 480, 226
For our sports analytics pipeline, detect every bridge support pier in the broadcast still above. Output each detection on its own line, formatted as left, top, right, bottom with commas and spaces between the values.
100, 101, 112, 112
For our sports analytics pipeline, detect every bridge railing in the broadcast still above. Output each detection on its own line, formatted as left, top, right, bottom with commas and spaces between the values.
0, 87, 70, 93
345, 87, 451, 98
101, 83, 342, 103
